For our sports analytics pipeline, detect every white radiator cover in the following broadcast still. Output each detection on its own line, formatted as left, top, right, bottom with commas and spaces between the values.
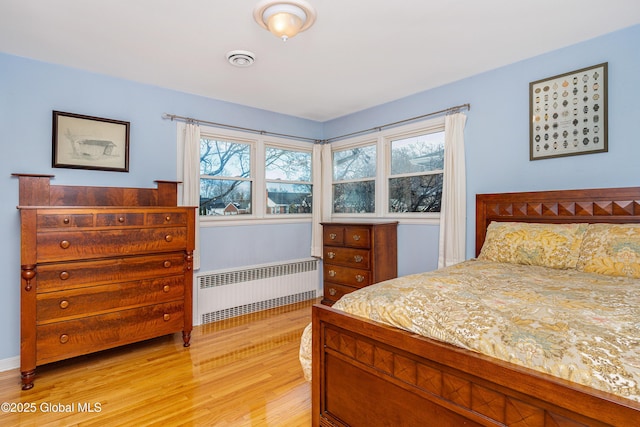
196, 258, 320, 324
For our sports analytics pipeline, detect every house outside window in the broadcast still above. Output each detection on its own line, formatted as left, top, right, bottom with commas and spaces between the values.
200, 137, 253, 216
198, 128, 313, 221
265, 146, 312, 215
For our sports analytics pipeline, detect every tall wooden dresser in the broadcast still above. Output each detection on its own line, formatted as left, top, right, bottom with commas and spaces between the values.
321, 222, 398, 305
14, 174, 195, 390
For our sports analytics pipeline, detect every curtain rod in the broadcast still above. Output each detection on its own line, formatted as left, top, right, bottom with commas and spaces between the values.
323, 103, 470, 144
162, 103, 470, 144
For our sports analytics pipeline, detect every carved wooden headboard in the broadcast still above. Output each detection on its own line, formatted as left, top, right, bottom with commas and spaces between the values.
475, 187, 640, 256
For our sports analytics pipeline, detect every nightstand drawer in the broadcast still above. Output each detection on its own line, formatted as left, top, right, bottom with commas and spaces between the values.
322, 283, 358, 305
323, 247, 370, 269
324, 264, 371, 287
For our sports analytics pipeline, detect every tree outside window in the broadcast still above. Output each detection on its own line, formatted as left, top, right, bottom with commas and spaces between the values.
389, 131, 444, 213
332, 145, 376, 213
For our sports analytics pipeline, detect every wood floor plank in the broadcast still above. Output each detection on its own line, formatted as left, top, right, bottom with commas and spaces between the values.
0, 299, 315, 426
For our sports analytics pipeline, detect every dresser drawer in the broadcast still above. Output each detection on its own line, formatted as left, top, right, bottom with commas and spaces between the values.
36, 253, 187, 292
324, 264, 371, 287
323, 282, 358, 305
324, 247, 370, 269
146, 211, 188, 226
38, 213, 94, 229
95, 212, 144, 226
36, 302, 185, 365
37, 276, 184, 323
36, 227, 188, 262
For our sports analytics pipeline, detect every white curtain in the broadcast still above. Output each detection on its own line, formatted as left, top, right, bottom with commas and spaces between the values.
178, 122, 201, 270
438, 112, 467, 268
311, 143, 333, 258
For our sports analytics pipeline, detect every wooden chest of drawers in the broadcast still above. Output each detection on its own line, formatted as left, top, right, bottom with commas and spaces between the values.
14, 174, 195, 390
321, 222, 398, 305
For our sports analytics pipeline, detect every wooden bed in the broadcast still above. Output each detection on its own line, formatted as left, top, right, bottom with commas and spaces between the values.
312, 187, 640, 427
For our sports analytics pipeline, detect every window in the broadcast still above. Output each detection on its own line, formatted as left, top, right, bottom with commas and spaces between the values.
329, 118, 445, 220
332, 144, 376, 213
388, 131, 444, 213
198, 129, 313, 220
265, 146, 312, 214
200, 137, 253, 216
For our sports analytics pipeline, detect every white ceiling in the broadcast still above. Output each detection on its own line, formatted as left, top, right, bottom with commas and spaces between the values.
1, 1, 639, 122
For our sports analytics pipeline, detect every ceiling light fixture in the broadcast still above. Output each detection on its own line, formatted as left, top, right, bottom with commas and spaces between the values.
253, 0, 317, 42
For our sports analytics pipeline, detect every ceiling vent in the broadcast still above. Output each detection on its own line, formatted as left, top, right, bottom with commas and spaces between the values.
226, 50, 256, 67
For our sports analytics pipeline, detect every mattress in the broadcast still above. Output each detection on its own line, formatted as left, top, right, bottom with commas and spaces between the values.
300, 259, 640, 401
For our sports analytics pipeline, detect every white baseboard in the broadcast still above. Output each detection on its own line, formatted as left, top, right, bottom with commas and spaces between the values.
0, 356, 19, 372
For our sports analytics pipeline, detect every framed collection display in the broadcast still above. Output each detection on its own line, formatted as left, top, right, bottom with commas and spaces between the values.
529, 62, 607, 160
52, 111, 130, 172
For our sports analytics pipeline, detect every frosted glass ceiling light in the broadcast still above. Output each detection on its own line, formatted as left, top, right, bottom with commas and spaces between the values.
254, 0, 317, 41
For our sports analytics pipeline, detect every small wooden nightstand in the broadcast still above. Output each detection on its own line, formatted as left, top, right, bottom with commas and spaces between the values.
321, 222, 398, 305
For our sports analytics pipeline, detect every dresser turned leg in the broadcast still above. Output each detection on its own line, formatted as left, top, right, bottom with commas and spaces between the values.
21, 370, 35, 390
182, 331, 191, 347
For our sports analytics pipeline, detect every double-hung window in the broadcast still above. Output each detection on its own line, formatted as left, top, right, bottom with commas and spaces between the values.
265, 146, 312, 215
198, 127, 313, 220
200, 137, 253, 216
329, 117, 445, 220
332, 144, 376, 213
388, 130, 444, 213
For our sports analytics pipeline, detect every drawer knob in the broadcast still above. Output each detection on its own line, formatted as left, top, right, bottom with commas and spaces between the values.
355, 274, 365, 283
352, 234, 361, 241
327, 251, 336, 259
165, 215, 171, 222
163, 261, 172, 268
165, 235, 173, 242
59, 240, 70, 249
328, 270, 336, 277
59, 334, 69, 344
118, 216, 125, 223
163, 314, 171, 321
354, 255, 363, 263
59, 271, 70, 280
63, 217, 70, 224
329, 288, 337, 296
329, 233, 337, 240
163, 285, 170, 293
59, 300, 69, 309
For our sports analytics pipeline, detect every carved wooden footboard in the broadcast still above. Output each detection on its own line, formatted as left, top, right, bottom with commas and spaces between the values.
312, 304, 639, 426
312, 186, 640, 427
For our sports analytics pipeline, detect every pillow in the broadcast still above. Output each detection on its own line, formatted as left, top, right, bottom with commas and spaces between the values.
478, 221, 588, 269
576, 223, 640, 278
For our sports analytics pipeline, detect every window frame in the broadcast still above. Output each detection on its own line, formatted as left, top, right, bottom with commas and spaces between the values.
198, 125, 314, 227
328, 116, 445, 224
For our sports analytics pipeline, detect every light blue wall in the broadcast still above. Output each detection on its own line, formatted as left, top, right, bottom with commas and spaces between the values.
326, 24, 640, 261
0, 54, 322, 361
1, 24, 638, 361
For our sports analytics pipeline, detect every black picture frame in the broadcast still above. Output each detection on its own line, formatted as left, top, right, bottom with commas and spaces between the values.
52, 111, 130, 172
529, 63, 607, 160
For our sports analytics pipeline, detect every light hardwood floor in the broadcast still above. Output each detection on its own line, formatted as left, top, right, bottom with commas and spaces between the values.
0, 299, 316, 426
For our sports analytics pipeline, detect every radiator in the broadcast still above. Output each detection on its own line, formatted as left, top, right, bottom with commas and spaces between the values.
196, 258, 320, 324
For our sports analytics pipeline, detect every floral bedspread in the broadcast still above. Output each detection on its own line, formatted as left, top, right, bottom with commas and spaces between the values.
299, 259, 640, 401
